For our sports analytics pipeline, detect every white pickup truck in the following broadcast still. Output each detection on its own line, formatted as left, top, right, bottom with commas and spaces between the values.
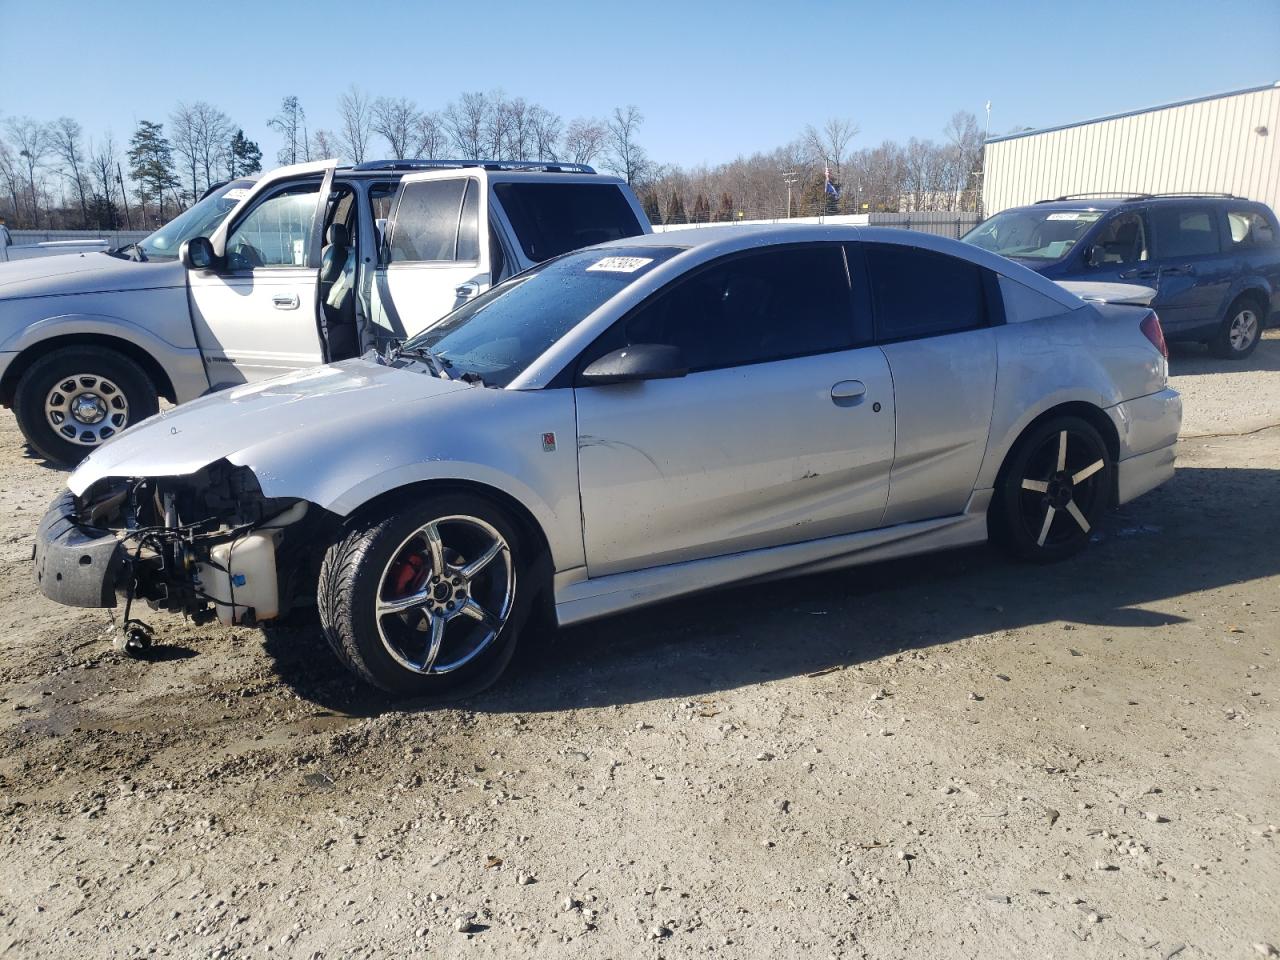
0, 159, 650, 464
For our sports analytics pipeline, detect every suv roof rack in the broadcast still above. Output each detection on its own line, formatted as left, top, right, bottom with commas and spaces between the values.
350, 159, 596, 174
1038, 191, 1246, 203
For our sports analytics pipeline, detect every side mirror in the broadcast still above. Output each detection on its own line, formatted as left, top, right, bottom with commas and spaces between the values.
579, 344, 688, 386
180, 236, 216, 271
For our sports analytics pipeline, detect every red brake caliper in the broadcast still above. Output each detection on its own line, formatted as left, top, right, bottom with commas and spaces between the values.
388, 553, 431, 600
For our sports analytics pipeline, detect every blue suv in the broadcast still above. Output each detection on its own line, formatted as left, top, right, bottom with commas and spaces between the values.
963, 193, 1280, 359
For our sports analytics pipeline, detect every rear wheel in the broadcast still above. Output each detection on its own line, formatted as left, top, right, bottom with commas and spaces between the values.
1209, 297, 1263, 359
991, 416, 1113, 563
13, 346, 159, 466
318, 493, 533, 697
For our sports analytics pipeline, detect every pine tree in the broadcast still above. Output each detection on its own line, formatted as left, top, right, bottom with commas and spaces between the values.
713, 192, 734, 222
663, 190, 687, 226
228, 130, 263, 178
691, 194, 711, 223
128, 120, 179, 223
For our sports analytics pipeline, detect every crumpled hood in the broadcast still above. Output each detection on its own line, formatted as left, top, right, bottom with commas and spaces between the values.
68, 358, 473, 495
0, 253, 185, 301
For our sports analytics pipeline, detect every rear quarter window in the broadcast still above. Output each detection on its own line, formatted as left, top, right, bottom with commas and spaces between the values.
494, 182, 643, 263
863, 244, 991, 341
1226, 209, 1278, 249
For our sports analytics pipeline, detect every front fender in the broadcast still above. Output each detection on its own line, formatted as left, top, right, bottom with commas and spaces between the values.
227, 385, 587, 574
0, 311, 208, 403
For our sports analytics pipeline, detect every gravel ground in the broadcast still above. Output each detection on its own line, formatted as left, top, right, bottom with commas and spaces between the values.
0, 334, 1276, 959
1170, 329, 1280, 436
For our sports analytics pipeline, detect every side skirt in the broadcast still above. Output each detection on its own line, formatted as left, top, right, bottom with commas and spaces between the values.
554, 490, 993, 628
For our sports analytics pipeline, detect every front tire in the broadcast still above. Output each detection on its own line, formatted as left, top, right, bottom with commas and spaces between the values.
991, 416, 1113, 563
318, 493, 533, 697
1209, 297, 1264, 360
13, 346, 159, 466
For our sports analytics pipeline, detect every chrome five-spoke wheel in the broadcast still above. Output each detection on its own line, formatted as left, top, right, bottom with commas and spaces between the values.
44, 373, 129, 445
375, 515, 515, 675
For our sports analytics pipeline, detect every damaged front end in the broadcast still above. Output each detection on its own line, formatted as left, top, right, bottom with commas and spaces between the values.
34, 460, 320, 628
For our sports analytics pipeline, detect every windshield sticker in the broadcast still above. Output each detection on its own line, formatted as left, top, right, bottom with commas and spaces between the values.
1046, 212, 1102, 222
222, 188, 252, 202
586, 256, 654, 273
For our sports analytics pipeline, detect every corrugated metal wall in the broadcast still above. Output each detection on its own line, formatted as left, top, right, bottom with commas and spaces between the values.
983, 83, 1280, 214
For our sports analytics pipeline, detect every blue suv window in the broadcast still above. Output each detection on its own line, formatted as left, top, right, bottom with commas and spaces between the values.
1152, 206, 1220, 258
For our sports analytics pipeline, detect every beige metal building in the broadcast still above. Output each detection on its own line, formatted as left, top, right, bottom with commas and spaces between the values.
983, 82, 1279, 215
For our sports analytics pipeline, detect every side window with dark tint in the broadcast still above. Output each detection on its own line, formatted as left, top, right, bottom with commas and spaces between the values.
494, 182, 643, 262
1151, 205, 1220, 259
389, 178, 474, 263
864, 244, 986, 341
608, 245, 855, 371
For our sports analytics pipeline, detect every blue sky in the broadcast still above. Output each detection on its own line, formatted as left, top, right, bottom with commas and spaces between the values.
2, 0, 1277, 168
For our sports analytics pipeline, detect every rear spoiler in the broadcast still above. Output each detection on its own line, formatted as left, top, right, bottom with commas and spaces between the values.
1056, 281, 1156, 307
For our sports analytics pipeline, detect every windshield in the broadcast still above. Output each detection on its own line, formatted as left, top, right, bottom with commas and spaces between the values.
963, 208, 1105, 261
403, 246, 683, 387
136, 179, 256, 261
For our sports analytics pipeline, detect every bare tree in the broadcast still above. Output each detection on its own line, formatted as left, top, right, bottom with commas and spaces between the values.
267, 96, 307, 165
0, 139, 23, 223
528, 106, 562, 162
372, 96, 421, 159
337, 86, 374, 163
483, 92, 514, 159
444, 92, 488, 160
804, 117, 859, 189
49, 117, 90, 227
196, 104, 233, 193
310, 128, 340, 160
605, 106, 648, 184
6, 116, 50, 227
170, 103, 203, 203
563, 117, 606, 166
90, 134, 121, 227
412, 112, 447, 159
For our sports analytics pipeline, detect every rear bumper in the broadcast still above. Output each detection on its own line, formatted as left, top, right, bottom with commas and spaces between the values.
1116, 443, 1176, 505
1108, 388, 1182, 461
33, 491, 127, 608
1107, 388, 1181, 506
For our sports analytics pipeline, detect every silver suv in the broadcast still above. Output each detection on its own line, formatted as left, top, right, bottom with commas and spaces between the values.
0, 159, 649, 464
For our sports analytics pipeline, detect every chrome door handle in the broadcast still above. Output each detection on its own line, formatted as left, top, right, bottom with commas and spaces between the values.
831, 380, 867, 405
455, 283, 479, 299
272, 294, 299, 309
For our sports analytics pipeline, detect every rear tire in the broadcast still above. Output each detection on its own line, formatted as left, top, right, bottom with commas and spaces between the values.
990, 416, 1113, 564
318, 493, 534, 698
1209, 296, 1264, 360
13, 346, 159, 466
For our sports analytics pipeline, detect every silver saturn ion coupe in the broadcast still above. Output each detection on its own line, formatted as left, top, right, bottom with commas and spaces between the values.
34, 226, 1181, 696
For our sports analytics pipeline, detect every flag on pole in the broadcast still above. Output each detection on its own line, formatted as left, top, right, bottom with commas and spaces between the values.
824, 164, 841, 199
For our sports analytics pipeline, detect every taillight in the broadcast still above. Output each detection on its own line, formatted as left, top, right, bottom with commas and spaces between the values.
1140, 311, 1168, 359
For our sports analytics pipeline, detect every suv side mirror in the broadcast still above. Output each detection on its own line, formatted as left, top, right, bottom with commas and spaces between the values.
579, 344, 688, 386
180, 236, 216, 271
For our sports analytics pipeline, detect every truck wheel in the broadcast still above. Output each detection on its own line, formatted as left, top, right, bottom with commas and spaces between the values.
13, 346, 159, 466
1209, 296, 1264, 360
318, 493, 534, 698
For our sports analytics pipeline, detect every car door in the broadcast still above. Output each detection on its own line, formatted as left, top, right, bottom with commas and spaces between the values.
1078, 209, 1155, 285
855, 242, 1000, 526
187, 169, 332, 387
1147, 203, 1234, 336
574, 243, 896, 578
374, 172, 490, 340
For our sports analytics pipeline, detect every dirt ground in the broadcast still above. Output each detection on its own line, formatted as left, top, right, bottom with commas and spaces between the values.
0, 335, 1277, 960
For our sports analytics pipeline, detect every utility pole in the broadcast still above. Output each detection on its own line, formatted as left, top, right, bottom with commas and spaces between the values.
116, 163, 133, 231
782, 170, 799, 219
